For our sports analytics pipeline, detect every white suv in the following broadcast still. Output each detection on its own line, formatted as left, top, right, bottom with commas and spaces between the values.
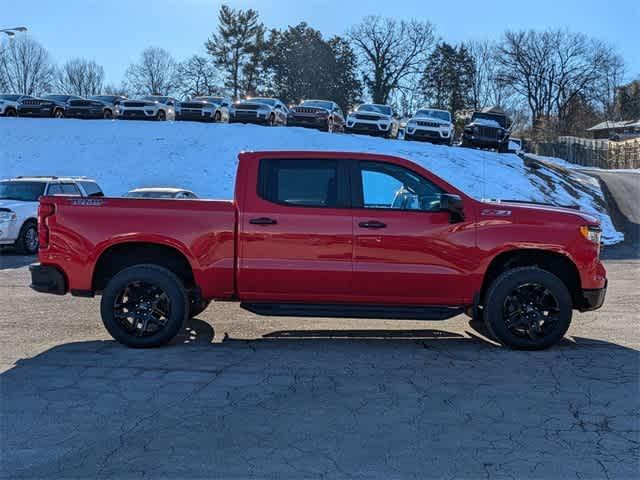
118, 96, 177, 121
345, 104, 400, 138
0, 177, 103, 254
405, 108, 454, 145
0, 94, 33, 117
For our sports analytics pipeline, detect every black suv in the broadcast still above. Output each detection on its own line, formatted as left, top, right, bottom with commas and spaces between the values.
17, 94, 82, 118
461, 110, 511, 153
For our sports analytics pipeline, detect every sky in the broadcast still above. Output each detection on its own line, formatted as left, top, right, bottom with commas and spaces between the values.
2, 0, 638, 86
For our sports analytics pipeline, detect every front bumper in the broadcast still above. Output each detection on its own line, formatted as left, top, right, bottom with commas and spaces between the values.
29, 264, 67, 295
119, 109, 157, 120
66, 108, 104, 119
345, 120, 390, 135
405, 128, 451, 142
288, 116, 327, 128
578, 280, 607, 312
18, 106, 55, 117
176, 110, 213, 121
230, 112, 270, 124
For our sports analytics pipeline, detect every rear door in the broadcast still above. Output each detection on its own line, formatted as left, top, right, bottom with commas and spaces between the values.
351, 160, 474, 305
238, 157, 353, 302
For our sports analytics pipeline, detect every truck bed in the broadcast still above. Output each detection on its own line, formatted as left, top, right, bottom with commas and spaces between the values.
39, 196, 237, 298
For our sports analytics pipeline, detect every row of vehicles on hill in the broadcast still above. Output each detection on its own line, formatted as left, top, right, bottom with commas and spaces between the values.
1, 92, 513, 151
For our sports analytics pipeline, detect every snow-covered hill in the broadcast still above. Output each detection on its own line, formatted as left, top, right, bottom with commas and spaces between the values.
0, 118, 623, 244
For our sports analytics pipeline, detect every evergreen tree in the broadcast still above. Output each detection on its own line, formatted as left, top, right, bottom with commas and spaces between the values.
205, 4, 264, 99
420, 42, 474, 118
264, 23, 361, 112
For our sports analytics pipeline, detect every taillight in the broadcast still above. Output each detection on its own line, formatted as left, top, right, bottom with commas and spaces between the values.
38, 202, 55, 249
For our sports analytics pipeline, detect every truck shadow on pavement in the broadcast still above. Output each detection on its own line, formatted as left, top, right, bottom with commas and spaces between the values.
3, 319, 639, 479
0, 250, 36, 269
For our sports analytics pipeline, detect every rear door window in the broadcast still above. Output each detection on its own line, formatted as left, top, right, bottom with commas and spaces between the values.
258, 159, 348, 208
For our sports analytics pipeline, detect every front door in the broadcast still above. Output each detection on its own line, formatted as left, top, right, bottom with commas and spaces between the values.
238, 157, 353, 302
351, 160, 474, 305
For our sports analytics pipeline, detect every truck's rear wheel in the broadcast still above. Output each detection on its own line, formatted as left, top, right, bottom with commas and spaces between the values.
484, 267, 572, 350
100, 265, 188, 348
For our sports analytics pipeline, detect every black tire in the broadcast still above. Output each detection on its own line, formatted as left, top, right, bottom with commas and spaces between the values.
14, 220, 38, 255
190, 299, 211, 318
156, 110, 166, 121
5, 108, 17, 117
268, 113, 275, 126
103, 109, 113, 119
484, 267, 572, 350
326, 117, 334, 133
498, 142, 509, 153
100, 264, 189, 348
213, 111, 221, 123
54, 108, 65, 119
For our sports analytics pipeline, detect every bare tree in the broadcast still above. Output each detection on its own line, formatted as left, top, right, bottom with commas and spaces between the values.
103, 83, 129, 97
349, 16, 435, 104
495, 29, 622, 133
55, 58, 104, 96
125, 47, 177, 96
0, 36, 54, 95
175, 55, 221, 98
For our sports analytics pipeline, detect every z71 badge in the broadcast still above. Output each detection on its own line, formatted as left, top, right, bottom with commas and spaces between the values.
70, 198, 103, 206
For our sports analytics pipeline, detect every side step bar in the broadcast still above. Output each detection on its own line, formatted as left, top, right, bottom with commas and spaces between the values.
240, 303, 464, 321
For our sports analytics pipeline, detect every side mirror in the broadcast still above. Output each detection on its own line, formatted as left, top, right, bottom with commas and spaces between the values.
440, 194, 464, 223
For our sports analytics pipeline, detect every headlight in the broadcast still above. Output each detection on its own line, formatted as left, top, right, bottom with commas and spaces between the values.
0, 211, 17, 222
580, 225, 601, 244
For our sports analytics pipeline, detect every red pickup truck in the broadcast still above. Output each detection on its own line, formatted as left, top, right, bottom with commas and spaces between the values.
30, 151, 607, 350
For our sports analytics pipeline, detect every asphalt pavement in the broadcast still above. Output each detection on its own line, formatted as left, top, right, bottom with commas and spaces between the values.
1, 252, 638, 479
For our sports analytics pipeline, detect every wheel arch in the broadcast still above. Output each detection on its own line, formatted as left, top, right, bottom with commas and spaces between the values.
92, 241, 196, 293
480, 248, 582, 308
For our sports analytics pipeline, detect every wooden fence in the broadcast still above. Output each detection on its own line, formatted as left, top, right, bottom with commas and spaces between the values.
532, 137, 640, 169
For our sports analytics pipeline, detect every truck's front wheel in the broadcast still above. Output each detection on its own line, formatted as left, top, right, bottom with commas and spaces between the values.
484, 267, 572, 350
100, 265, 188, 348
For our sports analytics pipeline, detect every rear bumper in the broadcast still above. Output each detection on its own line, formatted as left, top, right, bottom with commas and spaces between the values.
29, 264, 67, 295
578, 280, 607, 312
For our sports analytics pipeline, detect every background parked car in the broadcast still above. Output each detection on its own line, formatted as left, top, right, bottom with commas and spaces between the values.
175, 96, 232, 122
345, 103, 399, 138
66, 98, 115, 119
118, 96, 177, 121
126, 187, 198, 199
230, 97, 288, 126
287, 99, 345, 132
88, 95, 128, 119
405, 108, 454, 145
17, 94, 82, 118
0, 176, 103, 254
461, 108, 511, 152
0, 94, 33, 117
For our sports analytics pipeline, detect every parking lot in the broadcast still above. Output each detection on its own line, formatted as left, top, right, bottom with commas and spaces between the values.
1, 249, 638, 479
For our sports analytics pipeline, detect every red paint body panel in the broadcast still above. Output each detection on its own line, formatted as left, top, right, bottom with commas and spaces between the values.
37, 151, 606, 307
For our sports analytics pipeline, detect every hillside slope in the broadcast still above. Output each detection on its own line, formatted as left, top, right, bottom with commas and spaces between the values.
0, 118, 623, 244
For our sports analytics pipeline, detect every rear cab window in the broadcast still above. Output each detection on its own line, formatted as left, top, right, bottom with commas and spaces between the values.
258, 159, 349, 208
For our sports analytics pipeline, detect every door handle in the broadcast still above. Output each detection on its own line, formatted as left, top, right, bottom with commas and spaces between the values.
358, 221, 387, 229
249, 217, 278, 225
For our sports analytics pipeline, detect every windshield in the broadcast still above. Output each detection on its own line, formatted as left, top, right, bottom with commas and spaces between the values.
141, 96, 168, 103
127, 191, 177, 198
0, 95, 22, 101
358, 104, 392, 115
0, 181, 47, 201
89, 96, 115, 102
43, 95, 72, 102
472, 112, 507, 128
301, 100, 333, 110
193, 97, 223, 103
250, 98, 277, 106
415, 109, 451, 121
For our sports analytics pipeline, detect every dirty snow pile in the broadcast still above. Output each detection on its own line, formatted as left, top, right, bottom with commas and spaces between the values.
0, 118, 623, 244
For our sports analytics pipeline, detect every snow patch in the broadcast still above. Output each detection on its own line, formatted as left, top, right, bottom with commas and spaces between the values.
0, 118, 623, 244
